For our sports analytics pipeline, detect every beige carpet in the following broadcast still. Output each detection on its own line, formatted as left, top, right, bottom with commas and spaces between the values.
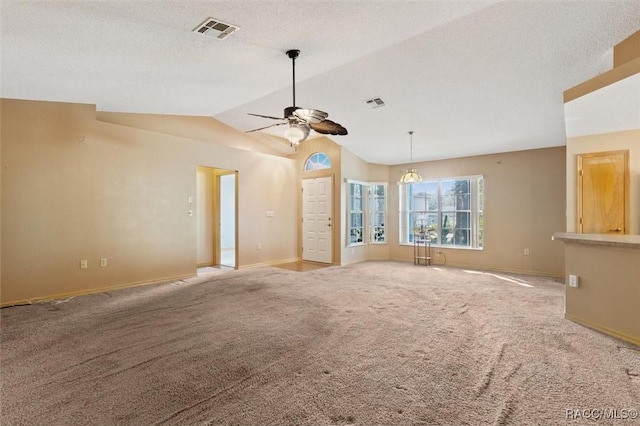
1, 261, 638, 425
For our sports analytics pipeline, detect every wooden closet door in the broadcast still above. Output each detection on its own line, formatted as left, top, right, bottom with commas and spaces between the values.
577, 150, 628, 234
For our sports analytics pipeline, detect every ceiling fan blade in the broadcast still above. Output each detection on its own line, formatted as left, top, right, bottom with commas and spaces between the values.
310, 119, 348, 136
293, 108, 328, 124
246, 122, 288, 133
247, 113, 286, 120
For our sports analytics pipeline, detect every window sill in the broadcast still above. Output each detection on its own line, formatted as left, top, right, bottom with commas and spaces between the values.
399, 243, 483, 251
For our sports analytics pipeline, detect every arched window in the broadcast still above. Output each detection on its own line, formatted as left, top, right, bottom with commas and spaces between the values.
303, 152, 331, 171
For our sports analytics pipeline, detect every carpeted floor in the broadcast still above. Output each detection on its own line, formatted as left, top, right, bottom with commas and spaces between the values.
1, 261, 638, 425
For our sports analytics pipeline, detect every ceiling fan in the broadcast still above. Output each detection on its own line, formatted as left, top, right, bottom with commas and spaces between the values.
246, 49, 348, 146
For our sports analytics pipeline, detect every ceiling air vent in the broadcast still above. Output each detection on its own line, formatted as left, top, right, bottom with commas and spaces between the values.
194, 17, 239, 40
365, 97, 386, 108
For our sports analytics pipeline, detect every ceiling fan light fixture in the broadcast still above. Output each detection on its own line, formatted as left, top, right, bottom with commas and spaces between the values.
399, 131, 422, 183
284, 123, 309, 146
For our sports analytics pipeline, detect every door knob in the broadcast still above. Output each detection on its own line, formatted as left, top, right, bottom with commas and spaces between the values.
609, 228, 622, 232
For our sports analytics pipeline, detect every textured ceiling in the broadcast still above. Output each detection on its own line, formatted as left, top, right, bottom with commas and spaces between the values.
565, 72, 640, 139
2, 1, 639, 165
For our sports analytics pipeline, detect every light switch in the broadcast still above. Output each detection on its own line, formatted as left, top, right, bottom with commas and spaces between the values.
266, 211, 275, 217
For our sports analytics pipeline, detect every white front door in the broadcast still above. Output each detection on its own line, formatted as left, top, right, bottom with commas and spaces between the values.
302, 176, 332, 263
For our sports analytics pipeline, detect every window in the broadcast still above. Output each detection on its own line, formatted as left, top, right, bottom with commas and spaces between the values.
400, 176, 483, 249
348, 182, 364, 245
369, 184, 386, 243
347, 181, 387, 246
304, 152, 331, 171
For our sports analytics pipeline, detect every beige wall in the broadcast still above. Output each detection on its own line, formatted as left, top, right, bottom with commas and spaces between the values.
98, 111, 287, 158
196, 166, 216, 266
1, 99, 298, 305
565, 129, 640, 233
563, 242, 640, 346
388, 147, 566, 276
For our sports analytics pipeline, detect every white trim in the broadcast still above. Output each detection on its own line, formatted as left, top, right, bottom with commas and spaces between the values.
345, 178, 368, 185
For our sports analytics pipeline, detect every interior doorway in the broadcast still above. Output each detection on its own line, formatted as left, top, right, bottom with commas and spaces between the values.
196, 166, 237, 270
218, 173, 236, 267
577, 150, 629, 234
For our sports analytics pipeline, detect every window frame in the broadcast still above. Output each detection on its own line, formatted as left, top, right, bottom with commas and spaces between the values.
399, 175, 484, 250
303, 152, 332, 171
346, 179, 388, 247
347, 180, 366, 246
368, 182, 387, 244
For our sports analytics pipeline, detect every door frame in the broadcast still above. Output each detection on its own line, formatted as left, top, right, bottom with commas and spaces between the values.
216, 170, 238, 268
196, 166, 238, 270
301, 175, 334, 264
576, 149, 629, 234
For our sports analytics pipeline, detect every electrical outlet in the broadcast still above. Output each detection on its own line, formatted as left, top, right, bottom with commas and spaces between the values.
436, 250, 442, 256
524, 248, 530, 255
569, 274, 579, 288
100, 258, 107, 267
80, 260, 88, 269
256, 243, 261, 250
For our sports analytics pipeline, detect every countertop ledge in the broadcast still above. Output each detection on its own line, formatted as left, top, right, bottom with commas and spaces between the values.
552, 232, 640, 249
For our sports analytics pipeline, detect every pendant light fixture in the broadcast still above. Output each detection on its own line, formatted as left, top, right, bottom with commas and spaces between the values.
399, 131, 422, 183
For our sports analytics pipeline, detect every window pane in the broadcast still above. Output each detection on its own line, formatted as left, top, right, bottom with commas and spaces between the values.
351, 213, 361, 227
441, 180, 455, 194
427, 194, 438, 210
304, 152, 331, 171
369, 184, 386, 244
456, 212, 470, 228
455, 180, 469, 194
441, 212, 453, 245
441, 194, 455, 211
455, 194, 470, 210
413, 195, 427, 211
454, 229, 470, 246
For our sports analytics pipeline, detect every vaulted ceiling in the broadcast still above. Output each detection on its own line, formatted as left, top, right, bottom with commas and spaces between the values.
2, 1, 639, 164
